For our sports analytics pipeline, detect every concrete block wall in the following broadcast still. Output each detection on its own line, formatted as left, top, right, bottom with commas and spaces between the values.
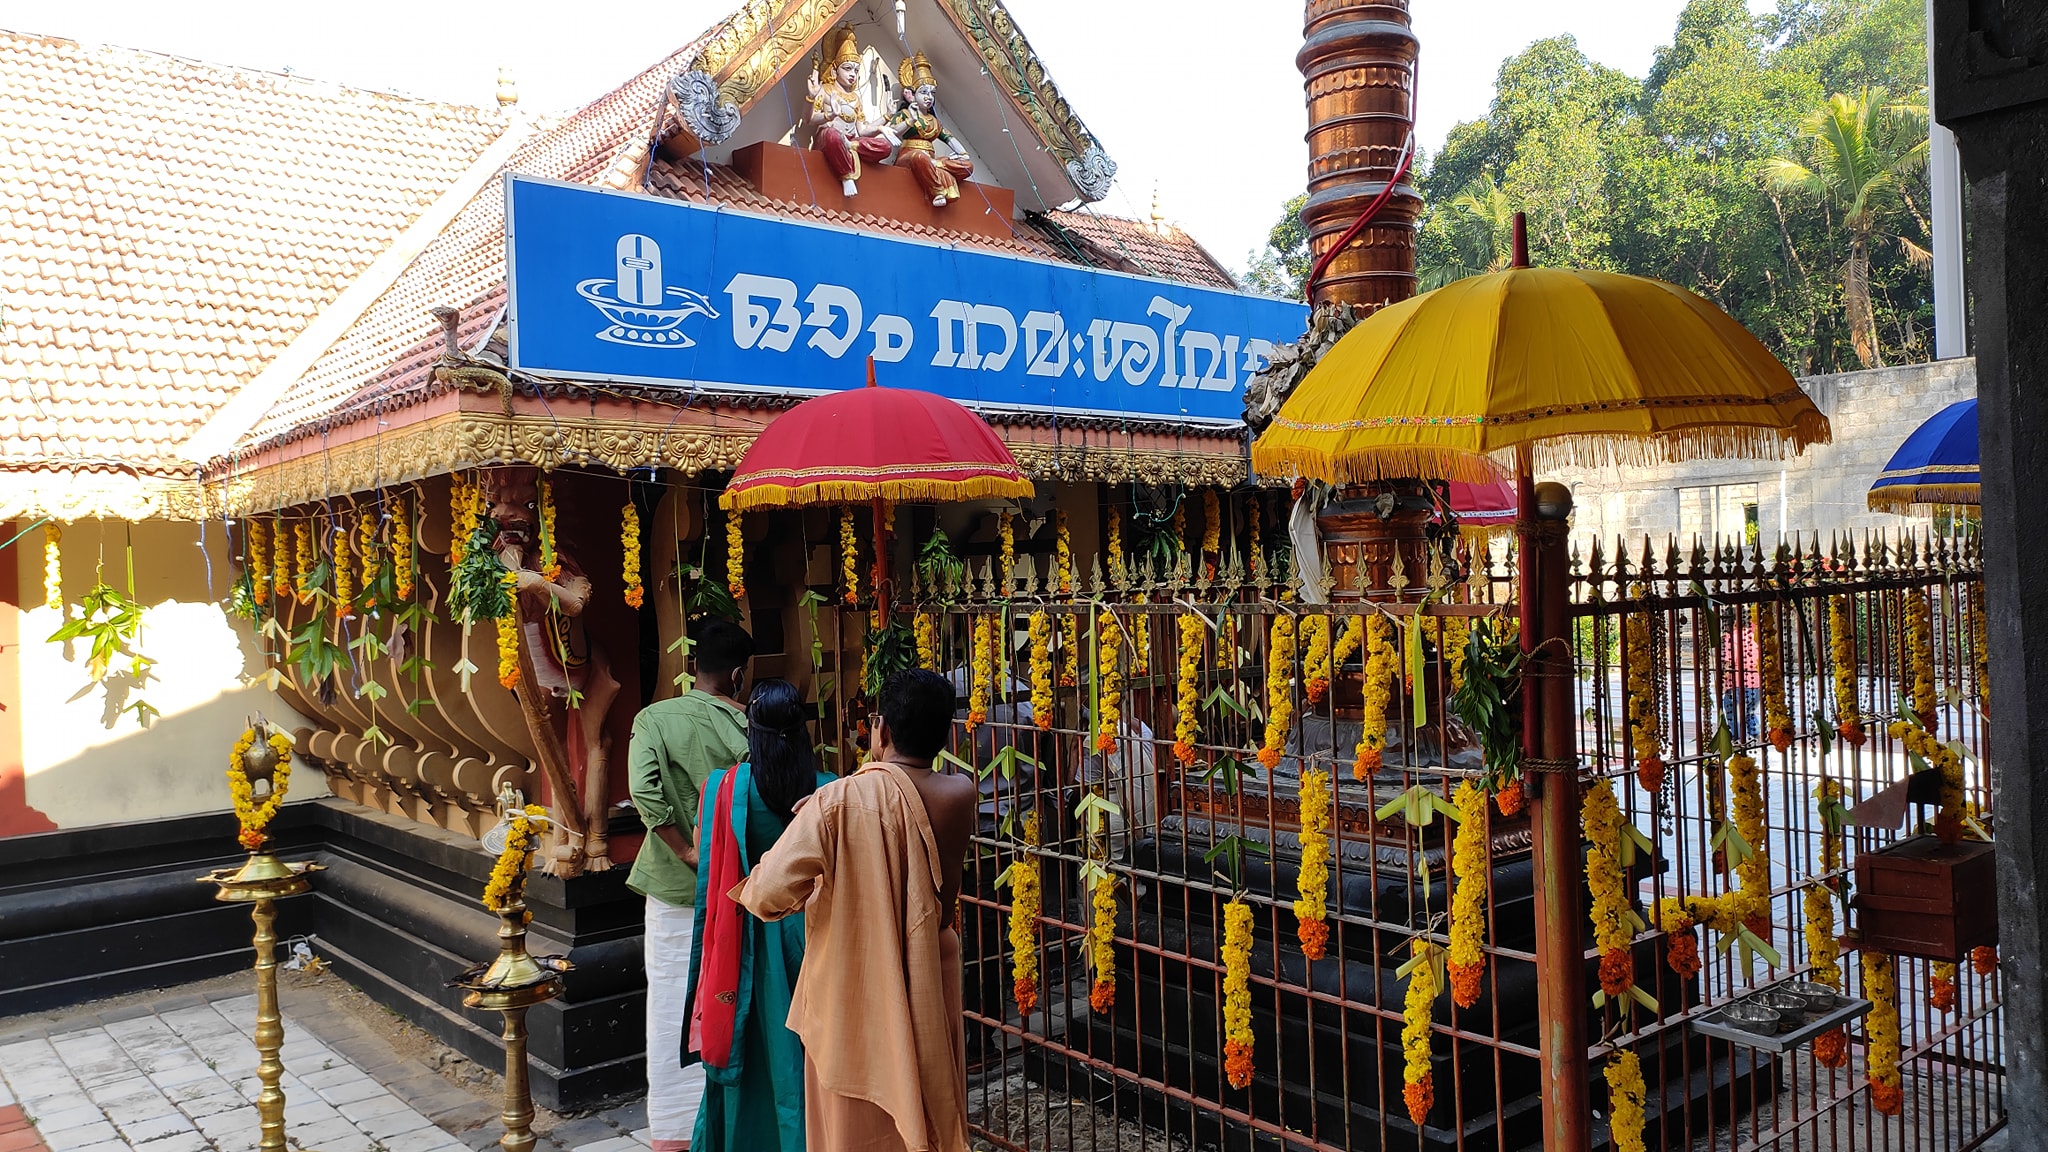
1553, 358, 1977, 549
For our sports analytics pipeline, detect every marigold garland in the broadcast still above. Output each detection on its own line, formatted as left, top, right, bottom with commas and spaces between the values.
968, 613, 993, 732
1972, 945, 1997, 976
1757, 603, 1793, 752
621, 502, 644, 609
293, 521, 316, 605
1174, 613, 1203, 767
1355, 614, 1397, 779
42, 523, 63, 613
227, 726, 296, 851
1804, 879, 1845, 1068
245, 519, 268, 607
1583, 779, 1636, 999
331, 524, 354, 618
1060, 612, 1080, 688
1222, 899, 1255, 1089
1201, 490, 1221, 578
1495, 779, 1526, 817
915, 611, 940, 671
840, 507, 860, 605
356, 507, 379, 596
1027, 611, 1053, 730
1448, 780, 1489, 1007
1301, 613, 1333, 706
1401, 939, 1437, 1126
1604, 1051, 1647, 1152
1829, 595, 1866, 745
1008, 812, 1042, 1017
1095, 609, 1122, 754
997, 510, 1015, 589
390, 495, 414, 602
1439, 616, 1471, 697
1890, 717, 1966, 844
1293, 766, 1332, 960
1863, 950, 1903, 1115
725, 511, 746, 600
496, 570, 522, 690
1905, 590, 1937, 729
1931, 960, 1958, 1013
1331, 613, 1365, 671
1056, 510, 1074, 595
1729, 753, 1770, 933
1172, 503, 1187, 557
270, 516, 290, 602
482, 804, 548, 915
1259, 614, 1296, 770
450, 475, 479, 570
1089, 873, 1117, 1012
1624, 602, 1664, 791
1130, 595, 1151, 675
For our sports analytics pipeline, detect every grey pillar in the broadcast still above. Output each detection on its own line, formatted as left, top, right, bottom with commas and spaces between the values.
1932, 4, 2048, 1137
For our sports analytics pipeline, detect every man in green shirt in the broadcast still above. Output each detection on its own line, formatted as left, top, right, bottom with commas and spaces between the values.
629, 617, 753, 1152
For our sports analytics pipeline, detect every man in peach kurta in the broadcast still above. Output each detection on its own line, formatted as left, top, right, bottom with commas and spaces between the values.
735, 670, 978, 1152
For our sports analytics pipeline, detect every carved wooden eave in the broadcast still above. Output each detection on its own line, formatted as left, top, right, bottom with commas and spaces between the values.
203, 372, 1246, 517
675, 0, 1116, 205
0, 465, 207, 523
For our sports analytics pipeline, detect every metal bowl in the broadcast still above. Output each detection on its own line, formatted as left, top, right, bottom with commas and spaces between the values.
1761, 991, 1812, 1027
1720, 1002, 1781, 1036
1781, 981, 1844, 1012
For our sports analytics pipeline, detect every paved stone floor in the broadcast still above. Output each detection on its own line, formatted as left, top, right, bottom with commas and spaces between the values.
0, 974, 650, 1152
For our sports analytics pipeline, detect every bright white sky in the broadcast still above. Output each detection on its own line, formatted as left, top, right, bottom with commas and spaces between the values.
0, 0, 1772, 277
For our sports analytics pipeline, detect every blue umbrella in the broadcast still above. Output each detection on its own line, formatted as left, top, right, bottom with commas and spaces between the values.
1868, 398, 1979, 511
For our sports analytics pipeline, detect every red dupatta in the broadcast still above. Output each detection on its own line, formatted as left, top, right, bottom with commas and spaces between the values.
688, 767, 744, 1067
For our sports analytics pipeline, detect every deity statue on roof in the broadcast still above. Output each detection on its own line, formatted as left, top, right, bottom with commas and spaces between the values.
885, 52, 975, 207
807, 25, 891, 198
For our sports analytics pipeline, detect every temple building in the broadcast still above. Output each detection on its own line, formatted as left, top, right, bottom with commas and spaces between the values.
2, 1, 1305, 1107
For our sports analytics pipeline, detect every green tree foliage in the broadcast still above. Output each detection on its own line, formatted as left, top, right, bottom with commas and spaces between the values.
1265, 0, 1933, 374
1242, 192, 1309, 297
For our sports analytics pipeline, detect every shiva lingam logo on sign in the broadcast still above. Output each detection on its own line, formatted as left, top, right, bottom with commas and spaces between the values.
576, 233, 719, 347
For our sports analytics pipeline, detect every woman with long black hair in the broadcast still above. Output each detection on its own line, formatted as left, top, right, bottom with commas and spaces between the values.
683, 678, 831, 1151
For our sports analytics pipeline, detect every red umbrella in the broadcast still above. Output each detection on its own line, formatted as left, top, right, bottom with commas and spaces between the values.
1448, 477, 1517, 532
720, 363, 1033, 513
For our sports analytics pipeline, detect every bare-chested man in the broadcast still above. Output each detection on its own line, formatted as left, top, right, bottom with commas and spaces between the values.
736, 669, 977, 1152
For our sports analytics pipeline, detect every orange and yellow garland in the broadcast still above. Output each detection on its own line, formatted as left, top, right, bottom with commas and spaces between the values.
1605, 1051, 1646, 1152
621, 501, 644, 609
840, 507, 860, 605
1222, 898, 1255, 1089
390, 495, 414, 602
1808, 777, 1849, 1067
1401, 939, 1437, 1125
1583, 779, 1636, 1000
1355, 614, 1397, 779
726, 511, 746, 601
1095, 609, 1123, 754
1301, 613, 1333, 706
1056, 510, 1074, 595
1201, 490, 1221, 578
915, 611, 940, 671
496, 569, 522, 690
536, 478, 560, 583
483, 804, 549, 916
356, 506, 379, 595
1174, 612, 1203, 767
1757, 603, 1792, 752
1006, 812, 1042, 1017
1970, 583, 1989, 712
1863, 950, 1902, 1115
1829, 595, 1866, 745
1624, 601, 1663, 791
1293, 765, 1331, 960
1931, 960, 1958, 1013
227, 725, 296, 851
1905, 590, 1937, 729
997, 510, 1015, 589
270, 516, 290, 603
293, 520, 316, 605
1890, 716, 1965, 844
245, 519, 268, 607
450, 474, 480, 569
1258, 614, 1295, 770
1027, 611, 1053, 731
967, 613, 993, 732
1089, 873, 1117, 1012
331, 524, 354, 618
1448, 780, 1489, 1007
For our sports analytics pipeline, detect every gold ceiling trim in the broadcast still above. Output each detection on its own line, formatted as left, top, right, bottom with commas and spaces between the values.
0, 468, 206, 523
209, 412, 1244, 515
695, 0, 856, 113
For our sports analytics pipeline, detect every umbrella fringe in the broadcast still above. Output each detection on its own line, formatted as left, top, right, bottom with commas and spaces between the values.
1526, 419, 1832, 474
1868, 483, 1982, 513
721, 476, 1035, 511
1250, 443, 1504, 486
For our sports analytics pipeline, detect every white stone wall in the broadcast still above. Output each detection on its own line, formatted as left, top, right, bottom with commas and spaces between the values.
1554, 358, 1977, 550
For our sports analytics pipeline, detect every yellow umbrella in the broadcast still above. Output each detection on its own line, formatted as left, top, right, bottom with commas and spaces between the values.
1252, 259, 1830, 484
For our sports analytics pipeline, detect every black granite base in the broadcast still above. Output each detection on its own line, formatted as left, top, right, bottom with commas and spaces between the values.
0, 798, 647, 1111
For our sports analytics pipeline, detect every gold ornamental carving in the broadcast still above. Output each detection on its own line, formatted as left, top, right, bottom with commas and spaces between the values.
933, 0, 1103, 169
693, 0, 855, 113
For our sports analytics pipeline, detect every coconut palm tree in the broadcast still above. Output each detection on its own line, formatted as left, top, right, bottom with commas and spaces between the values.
1417, 175, 1518, 290
1763, 88, 1929, 369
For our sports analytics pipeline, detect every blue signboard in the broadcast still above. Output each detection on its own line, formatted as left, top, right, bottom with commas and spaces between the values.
505, 175, 1308, 424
